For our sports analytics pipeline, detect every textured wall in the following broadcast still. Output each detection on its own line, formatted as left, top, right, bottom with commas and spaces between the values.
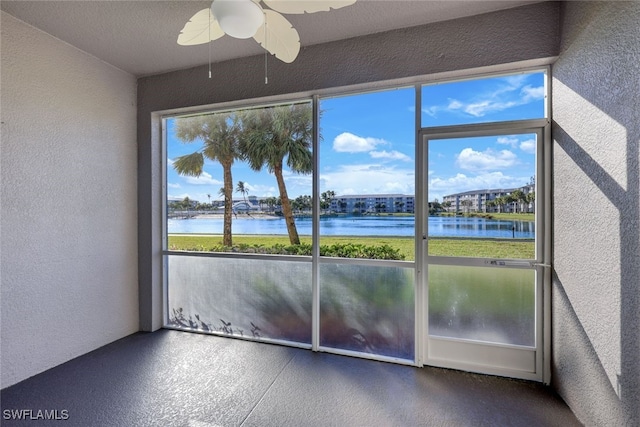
137, 2, 560, 331
552, 2, 640, 425
1, 13, 139, 388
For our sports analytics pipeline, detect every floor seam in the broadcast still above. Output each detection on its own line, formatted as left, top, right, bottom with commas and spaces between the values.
238, 352, 297, 426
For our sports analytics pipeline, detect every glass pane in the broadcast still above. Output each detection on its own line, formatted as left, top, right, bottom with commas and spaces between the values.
320, 263, 414, 360
428, 265, 535, 347
166, 101, 313, 255
428, 134, 536, 259
168, 255, 312, 345
319, 88, 415, 260
421, 71, 545, 127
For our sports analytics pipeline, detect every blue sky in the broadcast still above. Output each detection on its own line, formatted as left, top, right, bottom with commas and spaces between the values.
166, 71, 545, 204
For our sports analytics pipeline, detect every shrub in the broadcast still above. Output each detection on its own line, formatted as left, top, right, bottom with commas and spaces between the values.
172, 242, 405, 260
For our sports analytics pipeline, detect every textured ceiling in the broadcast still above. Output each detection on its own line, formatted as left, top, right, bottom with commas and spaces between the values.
1, 0, 543, 77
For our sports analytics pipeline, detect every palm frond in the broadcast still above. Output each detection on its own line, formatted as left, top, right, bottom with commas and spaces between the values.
173, 152, 205, 177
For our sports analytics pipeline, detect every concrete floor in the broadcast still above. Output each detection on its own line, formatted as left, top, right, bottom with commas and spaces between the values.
1, 330, 581, 426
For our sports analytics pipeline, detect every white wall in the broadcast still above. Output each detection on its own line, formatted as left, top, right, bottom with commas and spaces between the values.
552, 2, 640, 425
1, 12, 139, 388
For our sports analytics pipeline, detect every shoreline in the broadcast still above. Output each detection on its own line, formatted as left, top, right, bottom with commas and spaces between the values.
170, 212, 535, 221
189, 213, 281, 219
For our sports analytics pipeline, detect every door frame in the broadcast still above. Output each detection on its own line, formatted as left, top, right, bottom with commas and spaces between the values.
416, 119, 551, 382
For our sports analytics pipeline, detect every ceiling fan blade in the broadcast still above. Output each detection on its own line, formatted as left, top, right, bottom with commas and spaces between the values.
263, 0, 356, 14
177, 8, 225, 46
253, 10, 300, 63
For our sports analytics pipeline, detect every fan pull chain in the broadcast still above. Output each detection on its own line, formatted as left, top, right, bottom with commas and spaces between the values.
264, 11, 268, 84
208, 8, 212, 79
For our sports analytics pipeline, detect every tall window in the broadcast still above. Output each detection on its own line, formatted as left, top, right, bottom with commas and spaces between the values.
165, 101, 314, 346
317, 88, 416, 361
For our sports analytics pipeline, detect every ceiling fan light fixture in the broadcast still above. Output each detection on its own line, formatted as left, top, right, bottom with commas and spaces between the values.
211, 0, 264, 39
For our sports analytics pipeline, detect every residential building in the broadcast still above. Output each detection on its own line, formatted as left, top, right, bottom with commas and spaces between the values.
330, 194, 415, 214
443, 184, 535, 213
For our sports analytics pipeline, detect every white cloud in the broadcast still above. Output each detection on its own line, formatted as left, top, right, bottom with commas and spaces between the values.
167, 183, 181, 189
447, 99, 463, 110
240, 183, 278, 197
320, 163, 415, 196
463, 100, 519, 117
497, 136, 519, 148
168, 192, 191, 201
519, 139, 537, 154
456, 148, 518, 171
521, 85, 545, 101
333, 132, 388, 153
435, 97, 522, 118
422, 106, 439, 117
424, 76, 544, 119
369, 150, 412, 162
184, 171, 222, 186
503, 74, 528, 89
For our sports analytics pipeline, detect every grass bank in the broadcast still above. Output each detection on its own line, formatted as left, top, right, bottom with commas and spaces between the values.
168, 234, 534, 260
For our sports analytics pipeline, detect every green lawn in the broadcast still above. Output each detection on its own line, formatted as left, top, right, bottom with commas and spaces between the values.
485, 212, 535, 221
168, 234, 534, 260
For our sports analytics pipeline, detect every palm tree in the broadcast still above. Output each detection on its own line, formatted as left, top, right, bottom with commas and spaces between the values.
374, 203, 386, 214
321, 190, 335, 214
526, 191, 535, 213
212, 187, 225, 209
172, 114, 241, 246
265, 196, 278, 213
236, 181, 249, 212
181, 196, 191, 210
503, 194, 516, 213
511, 189, 524, 213
240, 104, 313, 244
460, 199, 472, 214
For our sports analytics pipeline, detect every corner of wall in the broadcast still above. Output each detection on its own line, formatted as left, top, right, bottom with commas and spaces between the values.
551, 2, 640, 425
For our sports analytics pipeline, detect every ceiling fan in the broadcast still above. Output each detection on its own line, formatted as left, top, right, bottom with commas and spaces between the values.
177, 0, 357, 64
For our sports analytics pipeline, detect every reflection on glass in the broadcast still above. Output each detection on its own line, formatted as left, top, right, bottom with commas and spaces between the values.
428, 134, 536, 259
428, 265, 535, 346
320, 264, 415, 360
168, 255, 312, 344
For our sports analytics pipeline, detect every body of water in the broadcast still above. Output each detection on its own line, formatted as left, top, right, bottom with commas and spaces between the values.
168, 215, 535, 239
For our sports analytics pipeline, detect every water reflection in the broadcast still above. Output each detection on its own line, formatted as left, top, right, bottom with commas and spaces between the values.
168, 215, 535, 239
